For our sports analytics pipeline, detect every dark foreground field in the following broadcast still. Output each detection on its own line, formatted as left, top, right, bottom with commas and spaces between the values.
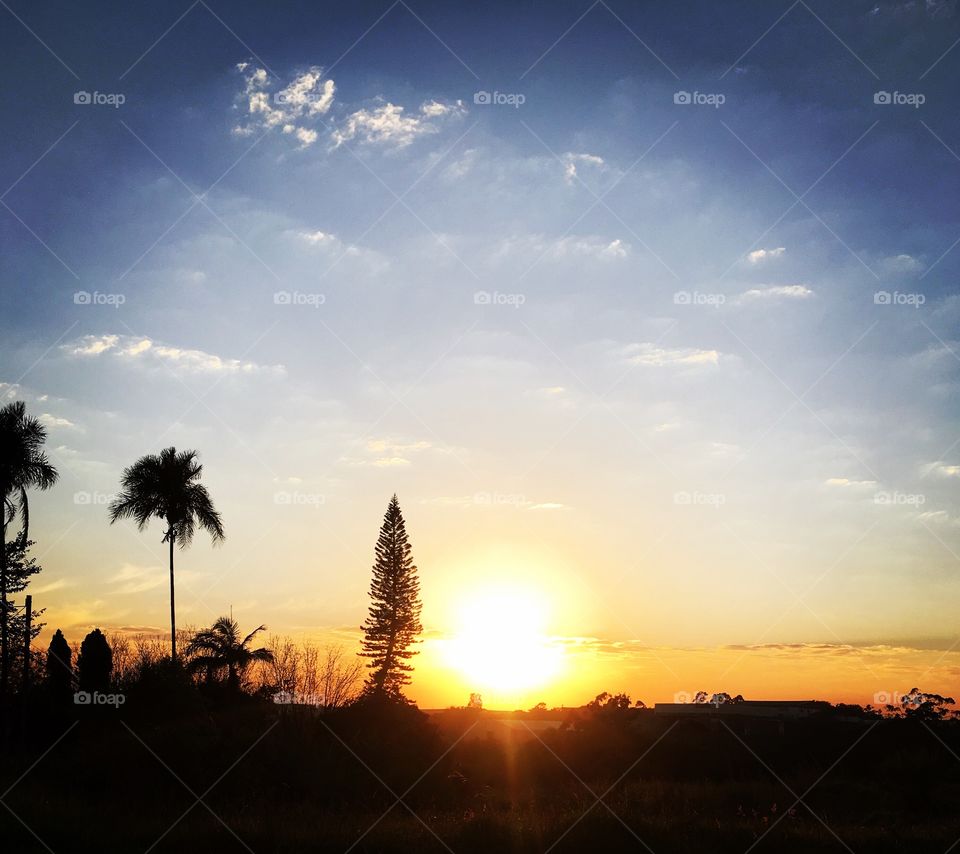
3, 693, 959, 853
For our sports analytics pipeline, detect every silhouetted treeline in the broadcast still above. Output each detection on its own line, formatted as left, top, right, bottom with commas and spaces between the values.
3, 675, 959, 853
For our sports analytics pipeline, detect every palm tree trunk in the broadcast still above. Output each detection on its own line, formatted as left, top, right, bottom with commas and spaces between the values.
168, 529, 177, 662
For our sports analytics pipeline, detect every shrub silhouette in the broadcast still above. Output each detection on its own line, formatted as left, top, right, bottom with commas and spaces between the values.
77, 628, 112, 694
46, 628, 72, 703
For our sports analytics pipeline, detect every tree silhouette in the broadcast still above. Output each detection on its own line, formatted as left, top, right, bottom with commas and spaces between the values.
78, 628, 113, 694
360, 495, 422, 699
3, 534, 45, 684
108, 448, 224, 661
185, 616, 273, 692
0, 401, 58, 696
46, 629, 72, 703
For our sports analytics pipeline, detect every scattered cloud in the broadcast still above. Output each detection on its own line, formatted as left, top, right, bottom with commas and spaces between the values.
332, 99, 466, 149
342, 438, 435, 468
492, 234, 629, 263
39, 413, 76, 429
562, 152, 605, 184
738, 284, 814, 302
107, 564, 165, 595
622, 342, 721, 368
234, 64, 335, 148
824, 477, 878, 488
32, 579, 72, 594
62, 334, 285, 376
747, 247, 785, 264
880, 253, 925, 275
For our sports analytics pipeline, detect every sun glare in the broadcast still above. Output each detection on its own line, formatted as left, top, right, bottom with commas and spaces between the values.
443, 585, 564, 702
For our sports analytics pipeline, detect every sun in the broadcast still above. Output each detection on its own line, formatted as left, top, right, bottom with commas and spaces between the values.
443, 585, 564, 701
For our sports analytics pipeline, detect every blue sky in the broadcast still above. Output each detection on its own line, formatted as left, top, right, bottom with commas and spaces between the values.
2, 0, 960, 705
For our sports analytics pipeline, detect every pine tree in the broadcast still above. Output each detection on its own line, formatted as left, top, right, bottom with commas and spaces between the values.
360, 495, 422, 699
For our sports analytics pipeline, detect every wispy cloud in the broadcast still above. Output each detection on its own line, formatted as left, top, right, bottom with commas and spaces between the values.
622, 342, 721, 368
738, 284, 814, 302
62, 335, 285, 376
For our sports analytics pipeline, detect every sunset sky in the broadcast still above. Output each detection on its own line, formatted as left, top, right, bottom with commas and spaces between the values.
2, 0, 960, 709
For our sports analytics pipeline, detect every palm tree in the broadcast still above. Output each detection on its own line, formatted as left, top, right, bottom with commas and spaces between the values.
0, 401, 58, 696
108, 448, 224, 661
185, 616, 273, 691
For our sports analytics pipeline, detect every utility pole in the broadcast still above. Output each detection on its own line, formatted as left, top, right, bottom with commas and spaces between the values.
22, 595, 32, 697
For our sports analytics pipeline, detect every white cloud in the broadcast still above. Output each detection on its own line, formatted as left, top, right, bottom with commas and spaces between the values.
331, 99, 466, 149
341, 437, 435, 468
563, 152, 605, 183
923, 462, 960, 478
738, 284, 814, 302
747, 247, 785, 264
492, 234, 630, 263
234, 64, 335, 148
622, 342, 721, 368
32, 579, 72, 594
824, 477, 877, 488
62, 335, 285, 376
39, 413, 76, 429
880, 253, 924, 275
107, 564, 165, 595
